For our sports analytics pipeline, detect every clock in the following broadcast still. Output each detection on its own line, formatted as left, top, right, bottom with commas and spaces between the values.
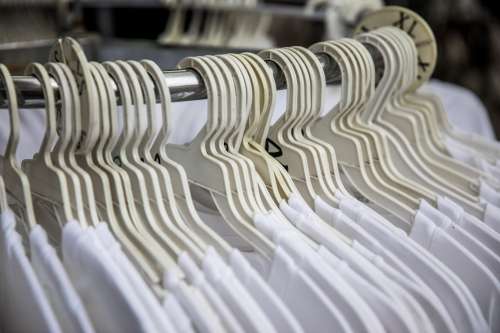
353, 6, 437, 91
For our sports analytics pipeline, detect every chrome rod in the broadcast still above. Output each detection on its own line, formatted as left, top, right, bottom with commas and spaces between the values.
0, 53, 346, 108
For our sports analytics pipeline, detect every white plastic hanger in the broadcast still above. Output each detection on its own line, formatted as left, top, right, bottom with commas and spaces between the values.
22, 63, 74, 240
141, 59, 232, 257
168, 55, 274, 259
0, 64, 37, 230
309, 40, 415, 228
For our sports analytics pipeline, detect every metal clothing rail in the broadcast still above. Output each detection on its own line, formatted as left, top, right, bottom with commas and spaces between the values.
0, 52, 349, 109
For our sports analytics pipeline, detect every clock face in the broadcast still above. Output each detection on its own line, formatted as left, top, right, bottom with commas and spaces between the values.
353, 6, 437, 90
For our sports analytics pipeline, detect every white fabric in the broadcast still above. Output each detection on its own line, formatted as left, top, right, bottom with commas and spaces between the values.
62, 221, 156, 333
411, 211, 500, 331
200, 248, 278, 333
279, 199, 426, 333
420, 200, 500, 279
437, 196, 500, 252
255, 211, 382, 333
0, 210, 62, 333
163, 268, 226, 333
228, 249, 304, 333
94, 223, 176, 333
177, 252, 245, 333
483, 202, 500, 233
314, 196, 457, 333
162, 294, 196, 333
422, 79, 495, 139
335, 194, 489, 333
30, 224, 95, 333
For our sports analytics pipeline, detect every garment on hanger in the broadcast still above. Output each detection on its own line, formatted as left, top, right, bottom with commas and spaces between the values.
0, 210, 62, 333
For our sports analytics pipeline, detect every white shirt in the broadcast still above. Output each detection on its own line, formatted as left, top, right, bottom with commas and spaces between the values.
257, 210, 387, 333
177, 252, 245, 333
411, 211, 500, 331
437, 196, 500, 253
228, 249, 304, 333
163, 269, 226, 333
279, 200, 425, 333
0, 210, 62, 333
30, 224, 95, 333
419, 201, 500, 279
314, 196, 457, 333
335, 194, 489, 333
162, 294, 195, 333
200, 248, 278, 333
94, 223, 176, 333
482, 202, 500, 233
62, 221, 156, 333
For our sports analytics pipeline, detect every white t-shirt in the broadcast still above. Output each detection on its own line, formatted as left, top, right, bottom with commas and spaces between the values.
279, 200, 425, 333
335, 194, 489, 333
482, 202, 500, 233
256, 210, 384, 333
228, 249, 304, 333
30, 224, 95, 333
62, 221, 156, 333
94, 223, 176, 333
177, 252, 245, 333
479, 181, 500, 207
0, 210, 62, 333
162, 294, 195, 333
437, 196, 500, 253
419, 201, 500, 280
411, 211, 500, 331
163, 268, 226, 333
314, 196, 457, 333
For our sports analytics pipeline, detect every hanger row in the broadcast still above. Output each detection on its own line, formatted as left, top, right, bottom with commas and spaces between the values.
0, 46, 375, 109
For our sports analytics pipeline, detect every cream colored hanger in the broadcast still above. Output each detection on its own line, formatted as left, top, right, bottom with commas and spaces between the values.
309, 40, 414, 229
106, 60, 200, 263
334, 38, 437, 204
22, 63, 74, 241
258, 48, 322, 207
141, 59, 232, 257
289, 46, 349, 197
236, 52, 295, 203
127, 60, 209, 253
45, 63, 89, 227
391, 28, 500, 188
90, 61, 171, 284
0, 64, 37, 230
357, 28, 485, 217
168, 55, 274, 259
0, 176, 7, 214
55, 63, 102, 226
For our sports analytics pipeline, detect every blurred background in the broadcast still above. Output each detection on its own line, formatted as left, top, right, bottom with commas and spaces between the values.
1, 0, 500, 138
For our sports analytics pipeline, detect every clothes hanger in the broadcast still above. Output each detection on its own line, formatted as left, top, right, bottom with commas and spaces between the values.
44, 62, 90, 227
55, 63, 102, 226
0, 176, 7, 214
22, 63, 75, 241
0, 64, 37, 230
127, 60, 210, 253
141, 59, 232, 257
89, 61, 173, 284
105, 60, 202, 264
258, 48, 326, 207
167, 55, 274, 259
288, 46, 349, 198
278, 47, 341, 206
235, 52, 295, 203
357, 28, 485, 218
309, 40, 414, 229
389, 28, 500, 189
333, 37, 438, 205
77, 61, 166, 284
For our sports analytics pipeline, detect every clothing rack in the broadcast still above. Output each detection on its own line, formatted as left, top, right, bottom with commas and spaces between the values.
1, 49, 376, 108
